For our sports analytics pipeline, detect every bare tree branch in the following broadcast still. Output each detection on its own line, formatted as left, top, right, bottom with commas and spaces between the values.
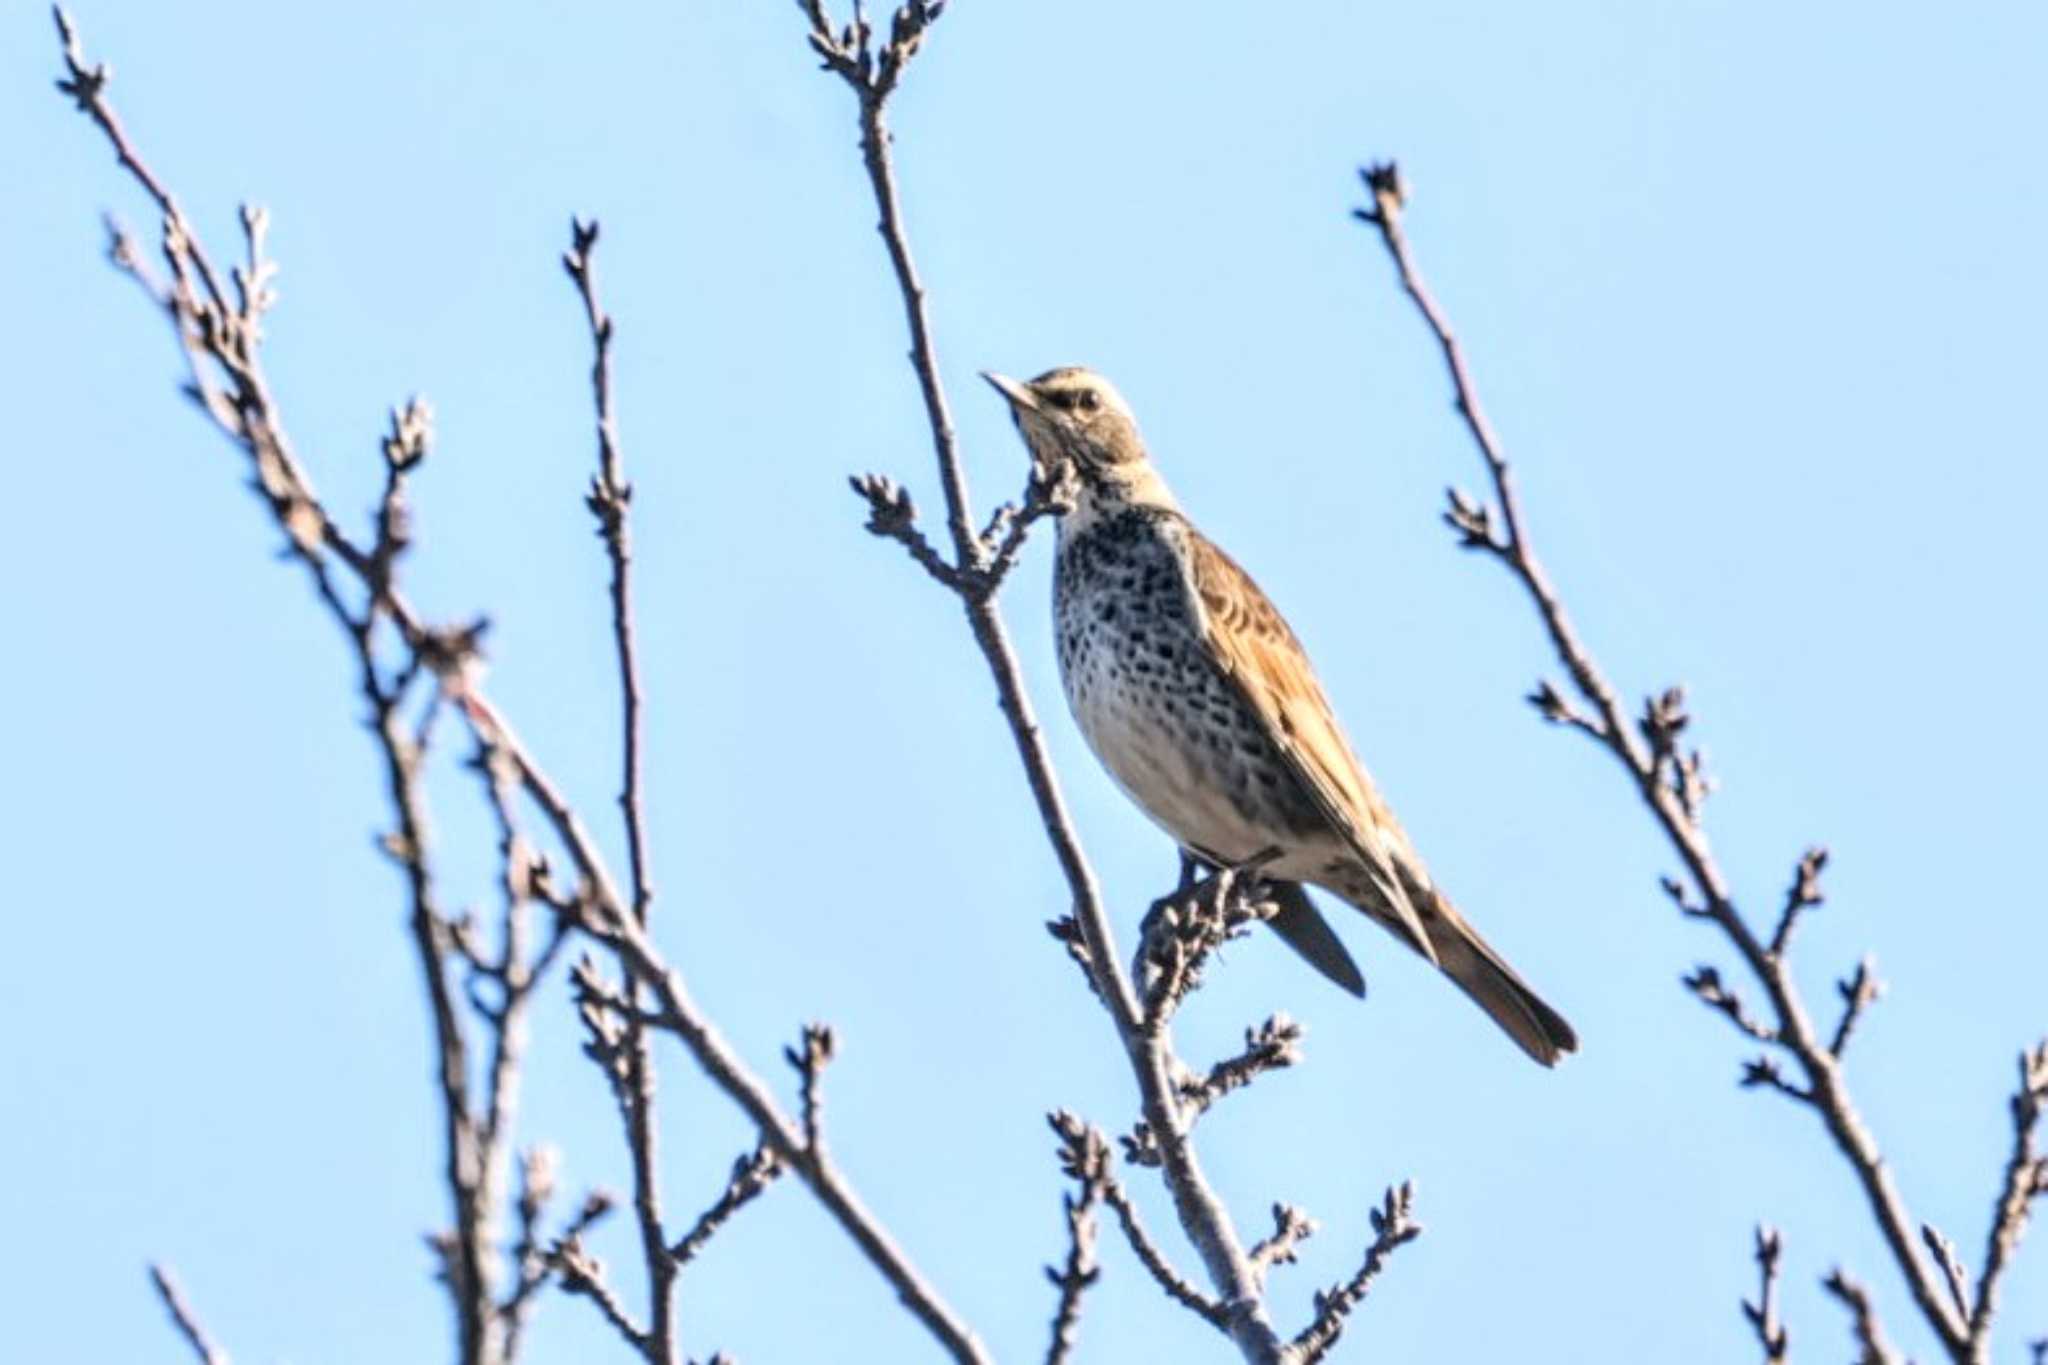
1968, 1042, 2048, 1354
1043, 1116, 1109, 1365
1180, 1015, 1305, 1122
54, 17, 988, 1362
149, 1265, 229, 1365
1684, 965, 1777, 1045
1823, 1268, 1903, 1365
1134, 853, 1283, 1032
1924, 1221, 1975, 1326
459, 695, 991, 1364
561, 216, 677, 1365
1743, 1227, 1789, 1365
1354, 156, 2021, 1362
555, 1236, 647, 1352
503, 1166, 613, 1360
786, 1023, 837, 1153
1829, 958, 1885, 1061
564, 218, 655, 936
975, 459, 1076, 599
851, 472, 964, 589
1291, 1184, 1423, 1365
670, 1145, 783, 1267
1046, 1111, 1226, 1330
1771, 847, 1829, 959
1247, 1204, 1319, 1289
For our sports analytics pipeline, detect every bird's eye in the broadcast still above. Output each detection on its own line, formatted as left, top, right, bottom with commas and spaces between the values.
1075, 389, 1100, 412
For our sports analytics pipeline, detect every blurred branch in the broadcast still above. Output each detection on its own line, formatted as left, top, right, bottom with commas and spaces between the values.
1823, 1268, 1902, 1365
503, 1167, 613, 1360
804, 5, 1412, 1359
149, 1265, 229, 1365
1246, 1204, 1319, 1289
555, 1236, 646, 1350
1829, 958, 1885, 1060
1743, 1227, 1788, 1365
1967, 1042, 2048, 1355
670, 1145, 783, 1267
1357, 157, 2038, 1364
787, 1022, 837, 1153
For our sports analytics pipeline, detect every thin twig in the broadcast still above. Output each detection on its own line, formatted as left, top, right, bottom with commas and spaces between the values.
1247, 1204, 1319, 1288
149, 1265, 230, 1365
1102, 1175, 1230, 1329
1823, 1268, 1904, 1365
1741, 1056, 1816, 1106
1135, 854, 1282, 1032
1292, 1184, 1423, 1364
555, 1237, 647, 1354
1968, 1042, 2048, 1355
851, 473, 964, 589
787, 1023, 837, 1153
974, 460, 1076, 599
1743, 1227, 1789, 1365
1042, 1119, 1108, 1365
1045, 1110, 1226, 1330
1772, 847, 1829, 959
562, 218, 654, 930
1829, 957, 1885, 1060
1180, 1014, 1305, 1121
1684, 965, 1778, 1045
670, 1145, 783, 1266
54, 8, 227, 313
563, 215, 675, 1365
1924, 1222, 1975, 1325
504, 1181, 614, 1359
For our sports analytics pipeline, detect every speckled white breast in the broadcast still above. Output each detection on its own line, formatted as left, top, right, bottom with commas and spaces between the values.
1053, 508, 1312, 868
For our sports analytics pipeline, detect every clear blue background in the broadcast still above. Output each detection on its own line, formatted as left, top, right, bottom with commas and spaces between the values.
6, 2, 2044, 1361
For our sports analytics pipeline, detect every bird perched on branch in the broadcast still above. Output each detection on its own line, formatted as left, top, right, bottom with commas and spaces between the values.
983, 366, 1576, 1066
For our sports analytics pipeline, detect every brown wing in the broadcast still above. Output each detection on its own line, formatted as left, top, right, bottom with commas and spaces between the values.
1181, 527, 1438, 966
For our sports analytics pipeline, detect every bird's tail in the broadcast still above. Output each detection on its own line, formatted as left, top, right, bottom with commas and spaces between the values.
1425, 892, 1578, 1067
1262, 880, 1367, 998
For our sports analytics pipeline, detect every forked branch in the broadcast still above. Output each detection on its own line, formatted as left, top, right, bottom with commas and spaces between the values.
1356, 156, 2041, 1365
54, 12, 985, 1362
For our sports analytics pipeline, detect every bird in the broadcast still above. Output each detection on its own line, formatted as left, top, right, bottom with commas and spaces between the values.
982, 365, 1577, 1066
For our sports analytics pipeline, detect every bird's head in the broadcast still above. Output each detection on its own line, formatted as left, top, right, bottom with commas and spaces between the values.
981, 367, 1176, 519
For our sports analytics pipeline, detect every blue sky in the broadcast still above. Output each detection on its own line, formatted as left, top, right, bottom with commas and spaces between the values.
6, 1, 2045, 1361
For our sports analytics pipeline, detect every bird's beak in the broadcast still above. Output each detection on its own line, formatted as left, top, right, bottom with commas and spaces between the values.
980, 371, 1040, 413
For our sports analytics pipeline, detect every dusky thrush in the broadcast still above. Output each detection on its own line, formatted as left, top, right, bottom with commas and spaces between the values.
984, 366, 1577, 1066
